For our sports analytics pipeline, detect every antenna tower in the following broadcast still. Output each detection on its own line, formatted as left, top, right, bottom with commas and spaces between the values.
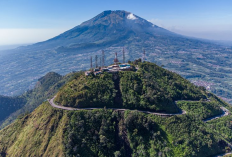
123, 47, 125, 63
114, 52, 119, 64
102, 50, 105, 67
100, 57, 102, 69
90, 56, 93, 71
95, 55, 98, 68
143, 49, 146, 62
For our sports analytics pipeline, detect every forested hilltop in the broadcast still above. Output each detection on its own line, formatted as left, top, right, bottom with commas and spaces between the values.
1, 61, 232, 157
55, 61, 206, 113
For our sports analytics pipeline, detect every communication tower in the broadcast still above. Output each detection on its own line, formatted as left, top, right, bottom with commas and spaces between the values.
114, 52, 119, 64
123, 47, 125, 63
143, 49, 146, 62
90, 56, 93, 71
95, 55, 98, 68
102, 50, 105, 67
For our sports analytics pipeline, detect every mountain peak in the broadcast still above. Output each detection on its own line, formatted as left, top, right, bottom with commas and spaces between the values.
101, 10, 137, 19
98, 10, 138, 20
74, 10, 159, 35
31, 10, 171, 51
80, 10, 139, 26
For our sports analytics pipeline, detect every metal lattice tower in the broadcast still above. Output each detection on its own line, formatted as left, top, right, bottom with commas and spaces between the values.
90, 56, 93, 70
114, 52, 119, 64
100, 57, 102, 68
95, 55, 98, 68
123, 47, 125, 63
143, 49, 146, 62
102, 50, 105, 67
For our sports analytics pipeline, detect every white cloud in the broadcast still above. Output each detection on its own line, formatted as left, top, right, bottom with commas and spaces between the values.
0, 28, 68, 46
127, 13, 137, 20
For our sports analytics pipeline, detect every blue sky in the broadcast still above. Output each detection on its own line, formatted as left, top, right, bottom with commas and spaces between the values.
0, 0, 232, 45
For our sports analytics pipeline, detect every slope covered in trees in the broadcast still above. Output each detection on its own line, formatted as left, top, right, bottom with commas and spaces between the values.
55, 61, 206, 113
0, 102, 227, 157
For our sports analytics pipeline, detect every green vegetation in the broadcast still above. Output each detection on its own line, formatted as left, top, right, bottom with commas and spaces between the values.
207, 115, 232, 143
205, 96, 232, 144
55, 62, 206, 113
161, 115, 225, 157
64, 109, 229, 157
55, 72, 116, 108
0, 61, 231, 157
0, 103, 67, 157
139, 62, 205, 101
176, 100, 223, 120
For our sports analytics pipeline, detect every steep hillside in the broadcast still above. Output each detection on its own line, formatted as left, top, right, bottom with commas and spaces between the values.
0, 103, 67, 157
0, 72, 75, 129
0, 102, 227, 157
55, 61, 205, 113
1, 10, 232, 105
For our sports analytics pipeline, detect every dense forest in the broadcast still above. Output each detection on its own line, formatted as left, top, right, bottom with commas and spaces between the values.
176, 100, 223, 120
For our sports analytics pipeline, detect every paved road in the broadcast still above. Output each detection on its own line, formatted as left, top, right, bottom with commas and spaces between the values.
48, 96, 186, 116
48, 96, 229, 121
174, 100, 230, 122
203, 107, 229, 122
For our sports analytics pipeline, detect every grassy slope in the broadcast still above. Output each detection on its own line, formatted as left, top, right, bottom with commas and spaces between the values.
55, 72, 116, 108
0, 103, 67, 157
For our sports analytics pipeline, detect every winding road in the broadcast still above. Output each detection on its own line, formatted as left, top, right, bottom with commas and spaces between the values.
203, 107, 229, 122
48, 96, 186, 116
48, 96, 229, 121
